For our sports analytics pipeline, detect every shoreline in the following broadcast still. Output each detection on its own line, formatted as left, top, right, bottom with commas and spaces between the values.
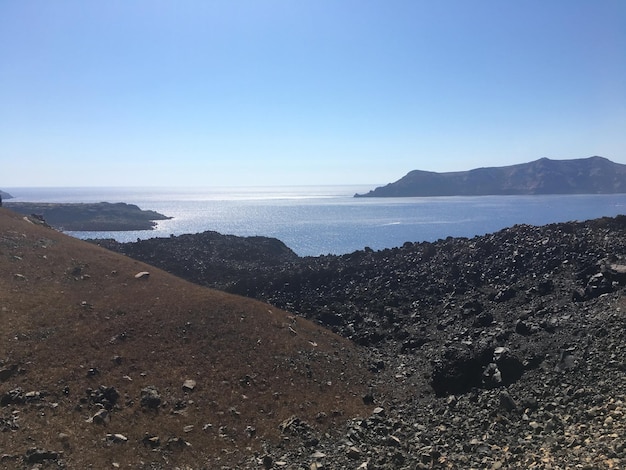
4, 201, 171, 231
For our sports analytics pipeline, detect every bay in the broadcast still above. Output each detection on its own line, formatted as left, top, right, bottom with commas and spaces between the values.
5, 186, 626, 257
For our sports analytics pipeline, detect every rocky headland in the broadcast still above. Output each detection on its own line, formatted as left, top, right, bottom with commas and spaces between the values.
93, 214, 626, 468
4, 201, 171, 231
355, 156, 626, 197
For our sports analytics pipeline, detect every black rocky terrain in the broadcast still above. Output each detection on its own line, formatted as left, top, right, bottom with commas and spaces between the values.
92, 216, 626, 469
95, 231, 299, 290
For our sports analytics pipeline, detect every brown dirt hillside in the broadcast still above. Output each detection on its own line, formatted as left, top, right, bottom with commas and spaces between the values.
0, 208, 372, 469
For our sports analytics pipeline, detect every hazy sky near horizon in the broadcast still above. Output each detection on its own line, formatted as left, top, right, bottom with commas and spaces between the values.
1, 1, 625, 187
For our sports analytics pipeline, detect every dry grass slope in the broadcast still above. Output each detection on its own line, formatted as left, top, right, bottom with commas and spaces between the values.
0, 208, 372, 468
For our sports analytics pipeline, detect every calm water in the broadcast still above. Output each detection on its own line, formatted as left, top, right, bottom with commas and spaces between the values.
5, 186, 626, 256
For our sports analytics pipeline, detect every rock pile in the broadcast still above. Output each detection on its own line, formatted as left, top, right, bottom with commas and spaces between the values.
97, 215, 626, 468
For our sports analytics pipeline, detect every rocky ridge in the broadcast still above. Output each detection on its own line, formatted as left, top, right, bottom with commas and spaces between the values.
355, 156, 626, 197
95, 215, 626, 468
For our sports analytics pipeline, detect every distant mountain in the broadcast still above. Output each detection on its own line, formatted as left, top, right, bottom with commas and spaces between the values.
0, 189, 13, 200
355, 156, 626, 197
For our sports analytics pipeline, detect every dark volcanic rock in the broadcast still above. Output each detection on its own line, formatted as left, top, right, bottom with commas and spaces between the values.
355, 156, 626, 197
98, 214, 626, 382
94, 214, 626, 468
85, 385, 120, 410
140, 386, 162, 410
431, 343, 483, 395
0, 364, 19, 382
24, 448, 61, 464
92, 231, 299, 290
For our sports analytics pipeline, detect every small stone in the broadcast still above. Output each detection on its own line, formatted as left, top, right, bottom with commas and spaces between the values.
24, 390, 41, 402
134, 271, 150, 279
0, 365, 18, 382
24, 448, 60, 464
493, 347, 509, 360
165, 436, 190, 449
106, 433, 128, 443
182, 379, 196, 392
446, 395, 457, 407
372, 406, 385, 416
142, 434, 160, 448
261, 455, 273, 469
140, 386, 161, 409
362, 393, 374, 405
90, 409, 110, 425
347, 446, 362, 459
499, 391, 517, 411
515, 319, 533, 335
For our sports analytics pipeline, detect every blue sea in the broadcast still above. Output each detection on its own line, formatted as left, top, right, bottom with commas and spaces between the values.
5, 186, 626, 257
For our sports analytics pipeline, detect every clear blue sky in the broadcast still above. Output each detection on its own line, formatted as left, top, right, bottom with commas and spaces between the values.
1, 0, 625, 187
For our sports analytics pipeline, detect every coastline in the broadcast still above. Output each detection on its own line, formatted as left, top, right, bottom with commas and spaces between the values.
4, 201, 171, 231
4, 187, 626, 256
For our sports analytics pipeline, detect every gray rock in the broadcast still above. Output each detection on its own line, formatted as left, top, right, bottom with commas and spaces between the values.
0, 388, 23, 406
24, 448, 60, 464
346, 446, 362, 460
499, 390, 517, 411
140, 386, 161, 409
142, 434, 160, 448
0, 364, 18, 382
106, 433, 128, 443
165, 436, 190, 450
90, 409, 110, 425
182, 379, 196, 392
372, 406, 385, 416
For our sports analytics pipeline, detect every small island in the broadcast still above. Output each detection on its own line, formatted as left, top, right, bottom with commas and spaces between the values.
4, 201, 171, 231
